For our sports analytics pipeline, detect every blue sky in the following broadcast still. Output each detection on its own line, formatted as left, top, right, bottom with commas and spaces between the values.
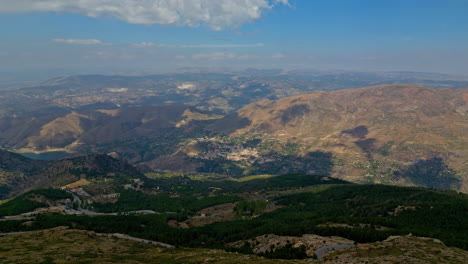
0, 0, 467, 82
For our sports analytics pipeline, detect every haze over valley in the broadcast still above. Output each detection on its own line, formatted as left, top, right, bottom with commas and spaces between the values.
0, 1, 467, 263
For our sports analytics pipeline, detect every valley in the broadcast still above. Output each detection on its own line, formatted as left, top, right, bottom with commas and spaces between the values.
3, 1, 468, 262
0, 74, 465, 192
0, 71, 467, 263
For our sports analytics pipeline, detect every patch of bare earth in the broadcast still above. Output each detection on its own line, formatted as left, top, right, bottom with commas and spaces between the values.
0, 227, 308, 264
170, 201, 282, 228
323, 235, 468, 263
229, 234, 354, 257
170, 203, 237, 228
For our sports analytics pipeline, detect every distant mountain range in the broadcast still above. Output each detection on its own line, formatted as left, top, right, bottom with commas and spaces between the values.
0, 105, 204, 151
1, 70, 467, 118
0, 71, 466, 192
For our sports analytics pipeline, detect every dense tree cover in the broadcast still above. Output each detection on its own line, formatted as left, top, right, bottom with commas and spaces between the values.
0, 188, 71, 217
251, 152, 333, 176
195, 158, 246, 175
230, 242, 309, 260
260, 244, 309, 260
28, 188, 72, 200
193, 151, 333, 176
1, 184, 467, 254
0, 197, 45, 217
242, 173, 346, 190
147, 174, 348, 196
0, 185, 12, 200
1, 178, 467, 262
272, 185, 468, 248
92, 189, 240, 215
234, 200, 267, 216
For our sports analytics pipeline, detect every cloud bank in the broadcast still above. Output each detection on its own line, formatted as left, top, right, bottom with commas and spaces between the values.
0, 0, 289, 30
51, 38, 110, 45
131, 42, 265, 48
191, 51, 286, 60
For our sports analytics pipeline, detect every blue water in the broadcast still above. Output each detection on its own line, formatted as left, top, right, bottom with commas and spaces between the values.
18, 151, 71, 160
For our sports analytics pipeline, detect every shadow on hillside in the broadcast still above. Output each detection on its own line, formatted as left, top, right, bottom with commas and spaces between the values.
252, 151, 334, 176
342, 125, 369, 138
396, 157, 461, 190
193, 151, 334, 177
354, 138, 377, 159
341, 126, 377, 159
209, 113, 251, 134
280, 104, 311, 125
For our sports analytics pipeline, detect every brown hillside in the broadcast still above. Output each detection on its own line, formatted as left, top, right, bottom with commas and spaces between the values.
212, 85, 468, 190
0, 105, 193, 152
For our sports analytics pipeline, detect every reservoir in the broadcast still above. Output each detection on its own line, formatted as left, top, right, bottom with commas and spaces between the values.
18, 151, 71, 160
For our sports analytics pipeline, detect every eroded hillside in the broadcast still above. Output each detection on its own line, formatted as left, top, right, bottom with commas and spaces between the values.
209, 85, 467, 190
1, 84, 466, 191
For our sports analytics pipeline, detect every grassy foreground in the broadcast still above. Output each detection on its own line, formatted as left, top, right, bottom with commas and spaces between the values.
0, 227, 306, 264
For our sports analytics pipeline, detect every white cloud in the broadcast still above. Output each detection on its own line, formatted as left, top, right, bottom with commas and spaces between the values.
83, 50, 134, 60
192, 51, 237, 60
131, 42, 161, 48
131, 42, 264, 48
273, 0, 291, 7
191, 51, 286, 60
236, 53, 287, 60
51, 38, 110, 45
271, 53, 286, 58
179, 43, 264, 48
0, 0, 289, 30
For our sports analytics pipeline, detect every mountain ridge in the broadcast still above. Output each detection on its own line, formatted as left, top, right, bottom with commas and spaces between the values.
0, 150, 144, 199
0, 84, 466, 192
208, 84, 467, 190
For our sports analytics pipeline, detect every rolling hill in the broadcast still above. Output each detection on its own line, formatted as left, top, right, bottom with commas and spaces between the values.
0, 150, 144, 199
0, 105, 217, 163
0, 83, 466, 191
208, 85, 468, 190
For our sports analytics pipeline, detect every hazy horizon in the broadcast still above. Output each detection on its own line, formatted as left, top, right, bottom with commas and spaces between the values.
1, 0, 468, 82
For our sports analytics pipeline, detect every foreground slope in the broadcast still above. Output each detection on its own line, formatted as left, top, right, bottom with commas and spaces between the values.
0, 227, 305, 264
1, 174, 468, 262
211, 85, 468, 190
1, 227, 467, 263
323, 235, 468, 263
2, 182, 467, 252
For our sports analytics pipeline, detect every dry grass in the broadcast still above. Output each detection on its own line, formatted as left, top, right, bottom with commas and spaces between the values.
1, 228, 467, 264
323, 235, 468, 264
0, 227, 308, 264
